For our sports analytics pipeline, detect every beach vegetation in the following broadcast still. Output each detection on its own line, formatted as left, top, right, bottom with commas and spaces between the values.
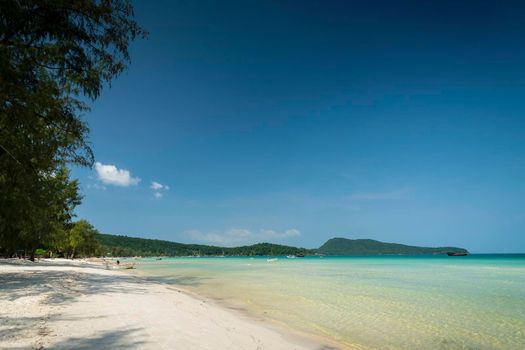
50, 219, 103, 259
0, 0, 146, 259
34, 248, 48, 258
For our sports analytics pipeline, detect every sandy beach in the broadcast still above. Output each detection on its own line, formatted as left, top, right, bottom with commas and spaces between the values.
0, 259, 325, 350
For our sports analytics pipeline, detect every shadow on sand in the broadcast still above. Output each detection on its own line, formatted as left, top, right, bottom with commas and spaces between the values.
51, 328, 146, 350
2, 328, 145, 350
0, 264, 205, 305
0, 261, 208, 349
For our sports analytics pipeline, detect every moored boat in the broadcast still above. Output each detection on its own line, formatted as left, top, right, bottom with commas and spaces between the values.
447, 252, 468, 256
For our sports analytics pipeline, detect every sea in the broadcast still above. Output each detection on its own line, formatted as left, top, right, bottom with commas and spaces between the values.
128, 254, 525, 349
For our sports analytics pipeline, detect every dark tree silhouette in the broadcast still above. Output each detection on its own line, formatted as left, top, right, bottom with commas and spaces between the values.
0, 0, 146, 257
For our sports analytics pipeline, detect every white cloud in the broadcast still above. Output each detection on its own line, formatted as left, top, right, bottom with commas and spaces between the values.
260, 228, 301, 240
186, 228, 301, 246
87, 183, 106, 190
151, 181, 169, 199
187, 229, 252, 246
95, 162, 141, 187
151, 181, 164, 190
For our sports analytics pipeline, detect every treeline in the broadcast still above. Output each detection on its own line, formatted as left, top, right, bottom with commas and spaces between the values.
96, 233, 311, 257
0, 1, 144, 259
227, 243, 310, 256
35, 220, 103, 259
2, 218, 103, 259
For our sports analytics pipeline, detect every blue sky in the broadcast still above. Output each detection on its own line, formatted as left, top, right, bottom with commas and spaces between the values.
72, 0, 525, 252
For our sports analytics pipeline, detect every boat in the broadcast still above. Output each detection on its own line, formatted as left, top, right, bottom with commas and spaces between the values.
119, 262, 136, 269
295, 253, 305, 258
447, 252, 468, 256
286, 255, 296, 259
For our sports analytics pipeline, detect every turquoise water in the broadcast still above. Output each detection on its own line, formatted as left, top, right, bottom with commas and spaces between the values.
130, 255, 525, 349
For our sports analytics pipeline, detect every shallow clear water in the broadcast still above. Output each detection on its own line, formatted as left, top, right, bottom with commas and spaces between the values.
130, 255, 525, 349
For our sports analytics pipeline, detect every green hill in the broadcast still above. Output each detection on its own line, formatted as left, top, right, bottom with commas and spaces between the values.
95, 233, 310, 257
317, 237, 468, 255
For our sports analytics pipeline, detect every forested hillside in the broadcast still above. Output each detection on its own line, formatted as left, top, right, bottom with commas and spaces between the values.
96, 233, 311, 257
317, 238, 468, 255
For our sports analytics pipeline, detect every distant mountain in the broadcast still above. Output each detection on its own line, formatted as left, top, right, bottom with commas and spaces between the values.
95, 233, 311, 257
317, 238, 468, 255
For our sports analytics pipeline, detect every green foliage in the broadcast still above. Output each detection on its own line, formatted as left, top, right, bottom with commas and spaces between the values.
56, 219, 102, 258
226, 243, 310, 256
34, 248, 47, 258
96, 233, 312, 257
317, 238, 468, 255
43, 219, 102, 258
0, 167, 82, 257
0, 1, 145, 257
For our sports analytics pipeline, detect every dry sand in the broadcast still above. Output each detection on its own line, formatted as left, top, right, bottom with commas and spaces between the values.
0, 259, 328, 350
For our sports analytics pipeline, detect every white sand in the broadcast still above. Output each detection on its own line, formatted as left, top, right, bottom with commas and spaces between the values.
0, 259, 330, 350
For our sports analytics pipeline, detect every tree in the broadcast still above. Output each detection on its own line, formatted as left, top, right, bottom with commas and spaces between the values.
0, 0, 146, 257
58, 219, 101, 259
0, 167, 82, 259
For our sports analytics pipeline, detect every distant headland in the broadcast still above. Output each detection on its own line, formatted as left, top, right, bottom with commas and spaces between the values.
317, 237, 468, 256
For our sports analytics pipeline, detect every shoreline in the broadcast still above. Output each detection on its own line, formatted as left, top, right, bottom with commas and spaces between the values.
123, 257, 349, 350
131, 271, 346, 350
0, 258, 341, 350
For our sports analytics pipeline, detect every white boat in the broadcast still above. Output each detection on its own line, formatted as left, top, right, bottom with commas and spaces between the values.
286, 255, 296, 259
